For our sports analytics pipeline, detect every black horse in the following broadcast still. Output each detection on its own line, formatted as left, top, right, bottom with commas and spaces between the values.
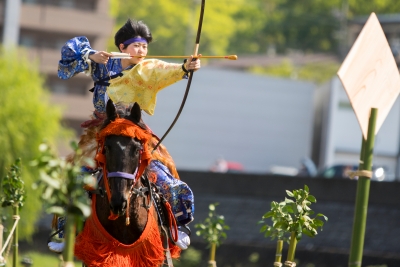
74, 100, 179, 267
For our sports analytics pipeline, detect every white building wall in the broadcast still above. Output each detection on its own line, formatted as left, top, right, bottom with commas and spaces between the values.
144, 67, 315, 173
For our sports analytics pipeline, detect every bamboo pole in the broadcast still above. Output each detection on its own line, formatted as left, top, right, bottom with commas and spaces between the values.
348, 108, 377, 267
63, 215, 76, 267
208, 243, 217, 267
285, 232, 297, 266
274, 239, 283, 266
12, 206, 18, 267
0, 222, 3, 258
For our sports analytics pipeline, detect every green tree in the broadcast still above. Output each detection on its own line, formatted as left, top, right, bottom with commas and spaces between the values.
249, 59, 340, 84
263, 0, 341, 54
110, 0, 245, 57
110, 0, 400, 56
349, 0, 400, 16
0, 48, 70, 239
227, 0, 269, 54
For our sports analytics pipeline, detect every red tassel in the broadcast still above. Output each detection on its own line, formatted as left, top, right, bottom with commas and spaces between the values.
75, 194, 180, 267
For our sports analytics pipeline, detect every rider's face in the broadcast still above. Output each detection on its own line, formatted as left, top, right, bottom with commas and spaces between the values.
121, 41, 148, 64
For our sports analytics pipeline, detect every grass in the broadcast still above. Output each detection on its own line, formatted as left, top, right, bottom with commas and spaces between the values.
5, 251, 82, 267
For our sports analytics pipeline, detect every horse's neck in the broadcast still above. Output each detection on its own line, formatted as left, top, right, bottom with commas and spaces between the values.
95, 180, 150, 245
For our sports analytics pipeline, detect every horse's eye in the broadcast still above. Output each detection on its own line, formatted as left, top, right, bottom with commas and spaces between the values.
104, 145, 110, 153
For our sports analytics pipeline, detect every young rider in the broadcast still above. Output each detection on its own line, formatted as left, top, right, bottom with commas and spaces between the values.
51, 18, 200, 252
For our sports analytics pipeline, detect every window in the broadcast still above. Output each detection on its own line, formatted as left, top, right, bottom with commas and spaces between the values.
59, 0, 74, 8
52, 82, 68, 94
22, 0, 38, 4
19, 35, 35, 47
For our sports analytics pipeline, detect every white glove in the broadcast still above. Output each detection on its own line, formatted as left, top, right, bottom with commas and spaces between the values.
48, 241, 65, 253
175, 230, 190, 250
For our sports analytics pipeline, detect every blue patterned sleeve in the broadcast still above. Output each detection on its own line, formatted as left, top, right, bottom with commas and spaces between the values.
57, 36, 97, 79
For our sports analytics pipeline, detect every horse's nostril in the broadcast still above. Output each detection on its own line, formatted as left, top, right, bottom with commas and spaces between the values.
110, 198, 127, 214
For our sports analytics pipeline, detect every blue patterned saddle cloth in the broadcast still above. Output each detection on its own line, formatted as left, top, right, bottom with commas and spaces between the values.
150, 160, 194, 225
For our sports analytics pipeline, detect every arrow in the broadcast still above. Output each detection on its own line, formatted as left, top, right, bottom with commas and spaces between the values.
110, 52, 237, 60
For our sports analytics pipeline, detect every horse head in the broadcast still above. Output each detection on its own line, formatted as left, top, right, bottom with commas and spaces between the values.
97, 100, 153, 220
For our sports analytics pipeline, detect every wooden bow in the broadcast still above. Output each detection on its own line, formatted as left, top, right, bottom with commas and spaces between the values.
153, 0, 206, 152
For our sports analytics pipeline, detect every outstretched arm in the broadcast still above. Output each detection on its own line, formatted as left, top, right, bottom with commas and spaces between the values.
89, 51, 113, 65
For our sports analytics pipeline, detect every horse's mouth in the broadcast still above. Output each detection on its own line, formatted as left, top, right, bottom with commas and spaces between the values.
113, 209, 126, 217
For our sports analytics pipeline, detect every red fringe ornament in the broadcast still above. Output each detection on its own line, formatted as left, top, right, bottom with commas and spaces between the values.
74, 194, 180, 267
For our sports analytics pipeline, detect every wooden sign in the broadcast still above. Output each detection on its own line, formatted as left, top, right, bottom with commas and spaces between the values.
337, 12, 400, 140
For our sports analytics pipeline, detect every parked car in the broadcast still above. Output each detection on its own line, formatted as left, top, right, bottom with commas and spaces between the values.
319, 164, 395, 182
210, 158, 244, 173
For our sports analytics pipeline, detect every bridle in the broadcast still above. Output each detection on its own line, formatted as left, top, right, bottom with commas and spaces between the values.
95, 118, 153, 225
94, 117, 179, 258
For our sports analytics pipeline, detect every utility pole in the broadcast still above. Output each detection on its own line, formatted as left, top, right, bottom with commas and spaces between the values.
185, 0, 198, 55
3, 0, 21, 49
336, 0, 349, 59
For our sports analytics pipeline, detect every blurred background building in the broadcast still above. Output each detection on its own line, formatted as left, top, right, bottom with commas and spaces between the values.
1, 1, 400, 180
0, 0, 114, 134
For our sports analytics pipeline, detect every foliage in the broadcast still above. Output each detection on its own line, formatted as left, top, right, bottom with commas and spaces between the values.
260, 185, 327, 242
109, 0, 400, 56
1, 159, 25, 208
240, 0, 341, 54
173, 247, 202, 267
30, 142, 96, 219
109, 0, 246, 56
0, 48, 70, 239
259, 199, 289, 242
195, 203, 230, 247
348, 0, 400, 16
18, 252, 82, 267
249, 59, 340, 84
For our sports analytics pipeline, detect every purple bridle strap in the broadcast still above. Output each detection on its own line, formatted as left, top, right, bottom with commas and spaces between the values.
108, 169, 138, 180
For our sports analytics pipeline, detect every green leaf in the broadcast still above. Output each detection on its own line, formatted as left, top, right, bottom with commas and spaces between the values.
74, 201, 92, 218
316, 213, 328, 221
313, 219, 324, 227
303, 228, 314, 237
297, 205, 303, 213
260, 224, 267, 233
38, 143, 49, 152
304, 185, 309, 192
307, 195, 316, 203
45, 206, 65, 215
39, 171, 61, 189
284, 198, 294, 203
262, 211, 274, 218
296, 231, 302, 241
286, 190, 294, 197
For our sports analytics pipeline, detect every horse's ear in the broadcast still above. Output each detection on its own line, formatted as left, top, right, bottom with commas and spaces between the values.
106, 99, 117, 121
128, 102, 141, 123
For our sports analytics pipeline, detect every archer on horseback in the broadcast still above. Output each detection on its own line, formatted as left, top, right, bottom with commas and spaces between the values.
51, 18, 200, 253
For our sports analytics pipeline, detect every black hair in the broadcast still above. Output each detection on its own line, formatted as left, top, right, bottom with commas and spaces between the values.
114, 19, 153, 51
